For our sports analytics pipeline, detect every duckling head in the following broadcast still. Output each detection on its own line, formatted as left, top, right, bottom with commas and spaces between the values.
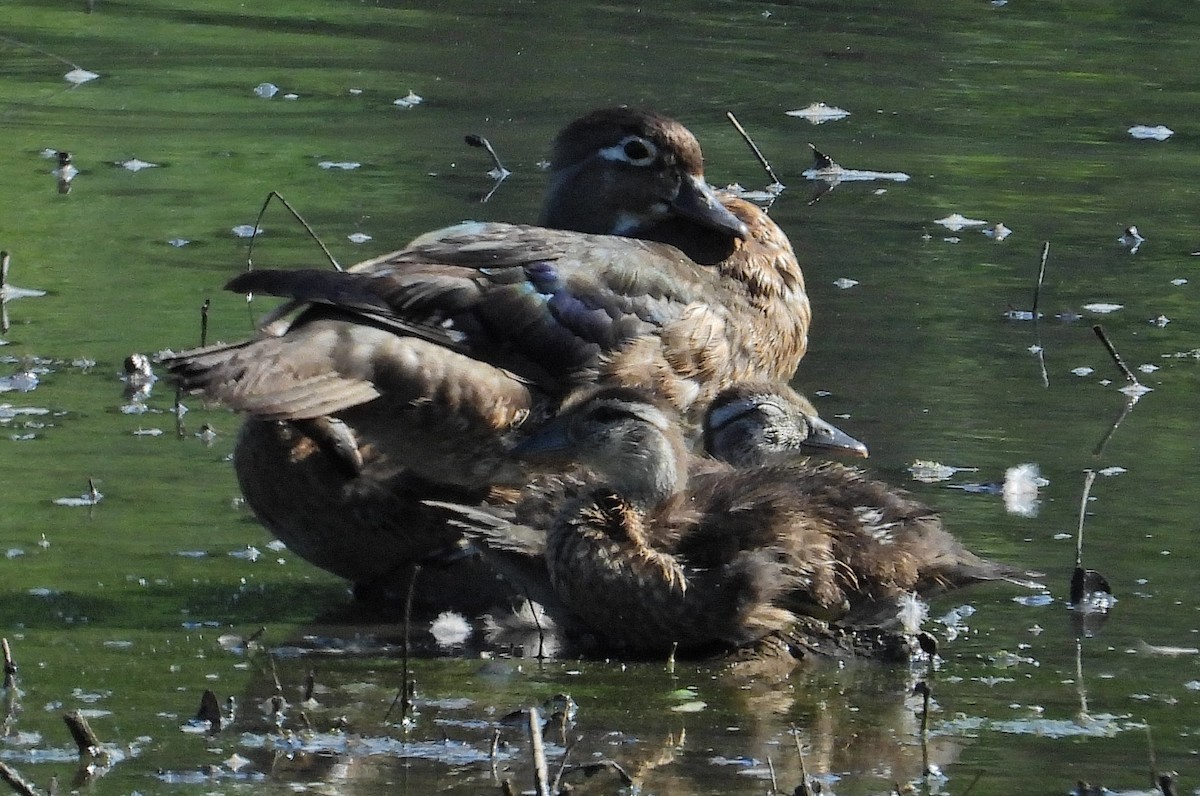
704, 382, 869, 467
513, 386, 690, 510
540, 107, 748, 242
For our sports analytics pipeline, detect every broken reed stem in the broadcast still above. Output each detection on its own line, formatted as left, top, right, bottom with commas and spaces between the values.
62, 710, 101, 758
766, 755, 778, 793
385, 563, 420, 725
464, 134, 510, 177
1, 251, 10, 335
528, 706, 550, 796
303, 669, 316, 703
200, 299, 210, 347
915, 682, 932, 775
247, 190, 341, 273
524, 594, 546, 662
2, 638, 15, 689
1092, 324, 1139, 385
1031, 241, 1050, 318
1076, 470, 1097, 568
1074, 638, 1089, 716
0, 761, 40, 796
790, 723, 812, 796
725, 111, 783, 187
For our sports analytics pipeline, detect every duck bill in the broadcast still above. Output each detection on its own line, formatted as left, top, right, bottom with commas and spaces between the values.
511, 420, 572, 461
803, 417, 870, 459
671, 175, 749, 239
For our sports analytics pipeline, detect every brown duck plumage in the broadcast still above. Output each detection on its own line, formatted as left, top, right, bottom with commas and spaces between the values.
442, 385, 1035, 657
163, 108, 811, 597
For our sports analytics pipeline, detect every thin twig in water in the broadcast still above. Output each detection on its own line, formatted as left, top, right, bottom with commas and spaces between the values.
1, 251, 10, 334
464, 134, 511, 179
1, 638, 15, 690
726, 111, 783, 188
246, 191, 340, 273
199, 298, 210, 347
1076, 469, 1097, 568
766, 755, 778, 793
1031, 241, 1050, 318
790, 724, 813, 796
1092, 324, 1139, 385
385, 564, 421, 724
1092, 395, 1136, 458
524, 594, 546, 662
960, 770, 985, 796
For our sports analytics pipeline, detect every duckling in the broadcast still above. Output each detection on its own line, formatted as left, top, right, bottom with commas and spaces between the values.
440, 385, 1034, 656
702, 380, 1040, 616
164, 108, 810, 599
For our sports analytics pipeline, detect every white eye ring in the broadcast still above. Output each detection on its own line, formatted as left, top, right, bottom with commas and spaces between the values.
599, 135, 658, 166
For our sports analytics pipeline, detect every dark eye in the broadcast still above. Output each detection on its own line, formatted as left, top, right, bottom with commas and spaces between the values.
623, 138, 653, 162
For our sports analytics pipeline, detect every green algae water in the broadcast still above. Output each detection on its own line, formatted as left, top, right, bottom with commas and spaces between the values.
2, 1, 1199, 792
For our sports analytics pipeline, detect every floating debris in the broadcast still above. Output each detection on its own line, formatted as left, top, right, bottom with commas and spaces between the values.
64, 67, 100, 85
1149, 315, 1170, 327
1003, 463, 1046, 518
722, 182, 784, 204
909, 460, 978, 483
318, 161, 361, 170
118, 158, 158, 172
1134, 640, 1198, 657
253, 82, 279, 98
167, 238, 191, 248
832, 277, 858, 289
0, 371, 39, 393
1082, 302, 1122, 314
1097, 466, 1126, 476
393, 90, 423, 109
347, 232, 373, 244
1169, 278, 1187, 286
785, 102, 850, 124
1070, 366, 1094, 377
231, 224, 262, 238
54, 480, 103, 507
982, 222, 1012, 240
1127, 124, 1173, 141
1117, 225, 1144, 252
1118, 381, 1152, 398
229, 546, 262, 562
934, 213, 987, 232
803, 144, 910, 184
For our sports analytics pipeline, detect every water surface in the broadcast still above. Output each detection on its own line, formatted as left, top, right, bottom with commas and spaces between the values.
1, 1, 1198, 793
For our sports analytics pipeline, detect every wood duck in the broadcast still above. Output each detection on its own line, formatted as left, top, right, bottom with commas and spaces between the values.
441, 385, 1035, 657
164, 108, 810, 600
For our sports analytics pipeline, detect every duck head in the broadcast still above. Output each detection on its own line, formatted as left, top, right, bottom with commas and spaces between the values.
704, 382, 869, 467
540, 107, 748, 242
513, 386, 690, 510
